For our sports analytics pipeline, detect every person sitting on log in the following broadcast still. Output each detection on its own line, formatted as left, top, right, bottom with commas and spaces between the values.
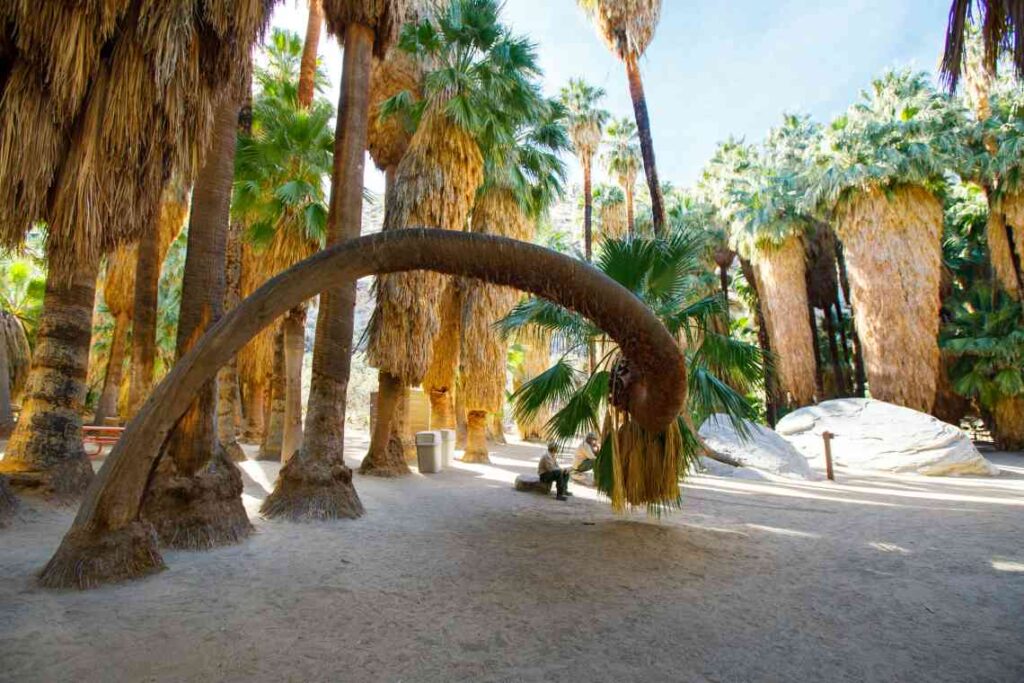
538, 442, 571, 501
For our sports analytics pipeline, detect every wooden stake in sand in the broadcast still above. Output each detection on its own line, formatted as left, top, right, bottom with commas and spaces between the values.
823, 431, 835, 481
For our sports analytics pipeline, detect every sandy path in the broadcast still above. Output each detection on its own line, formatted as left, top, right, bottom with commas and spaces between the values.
1, 433, 1022, 682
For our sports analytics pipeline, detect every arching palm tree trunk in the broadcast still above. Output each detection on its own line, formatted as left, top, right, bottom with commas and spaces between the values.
141, 98, 251, 549
0, 256, 98, 495
261, 22, 374, 520
624, 54, 665, 234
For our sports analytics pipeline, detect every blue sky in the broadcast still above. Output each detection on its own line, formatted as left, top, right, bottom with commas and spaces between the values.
271, 0, 950, 191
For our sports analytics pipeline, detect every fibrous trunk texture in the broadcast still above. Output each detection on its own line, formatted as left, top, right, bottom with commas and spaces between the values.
991, 395, 1024, 451
516, 331, 552, 440
0, 256, 98, 496
423, 282, 464, 430
740, 257, 779, 426
41, 229, 686, 589
990, 190, 1024, 299
835, 185, 943, 413
243, 381, 267, 442
94, 312, 130, 425
281, 305, 306, 463
217, 216, 245, 463
141, 99, 251, 549
297, 0, 324, 109
259, 328, 285, 461
264, 22, 373, 518
752, 236, 816, 409
359, 371, 410, 477
0, 321, 12, 437
583, 157, 594, 260
463, 410, 489, 463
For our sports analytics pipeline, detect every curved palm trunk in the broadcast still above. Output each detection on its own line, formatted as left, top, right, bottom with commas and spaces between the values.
836, 186, 943, 413
297, 0, 323, 109
281, 305, 306, 462
624, 53, 665, 235
752, 237, 816, 408
94, 312, 130, 425
259, 328, 285, 461
0, 257, 98, 496
141, 98, 251, 549
262, 22, 374, 518
42, 230, 688, 589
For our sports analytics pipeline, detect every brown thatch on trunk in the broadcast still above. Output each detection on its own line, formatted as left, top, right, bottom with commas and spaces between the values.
366, 111, 484, 384
991, 394, 1024, 450
0, 1, 271, 281
803, 221, 840, 310
237, 243, 278, 397
367, 49, 421, 171
752, 235, 817, 408
321, 0, 410, 56
422, 280, 464, 429
514, 328, 552, 441
987, 203, 1022, 297
998, 190, 1024, 287
834, 185, 944, 413
599, 196, 628, 242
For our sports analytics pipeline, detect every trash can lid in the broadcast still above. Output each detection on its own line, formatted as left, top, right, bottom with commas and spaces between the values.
415, 430, 440, 445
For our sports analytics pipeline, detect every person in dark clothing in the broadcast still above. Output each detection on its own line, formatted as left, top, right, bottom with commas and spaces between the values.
538, 442, 571, 500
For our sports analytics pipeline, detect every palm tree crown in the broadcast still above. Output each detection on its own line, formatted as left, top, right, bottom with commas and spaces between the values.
603, 118, 641, 193
559, 78, 610, 164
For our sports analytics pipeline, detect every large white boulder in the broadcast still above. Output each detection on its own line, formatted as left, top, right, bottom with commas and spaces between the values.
699, 414, 816, 480
776, 398, 998, 476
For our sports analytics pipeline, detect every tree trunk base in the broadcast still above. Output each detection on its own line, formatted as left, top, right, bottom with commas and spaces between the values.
220, 440, 247, 463
261, 446, 363, 521
359, 434, 410, 477
37, 520, 165, 589
992, 395, 1024, 451
460, 449, 491, 464
0, 457, 95, 499
254, 445, 281, 462
0, 475, 17, 526
142, 447, 252, 550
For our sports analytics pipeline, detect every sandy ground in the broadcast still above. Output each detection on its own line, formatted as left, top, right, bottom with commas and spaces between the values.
1, 433, 1023, 682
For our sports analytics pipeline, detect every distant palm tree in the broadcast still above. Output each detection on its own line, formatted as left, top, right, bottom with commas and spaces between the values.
559, 78, 609, 260
603, 117, 641, 237
577, 0, 667, 234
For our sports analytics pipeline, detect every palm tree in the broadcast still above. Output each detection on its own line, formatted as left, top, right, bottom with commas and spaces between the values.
940, 0, 1024, 92
461, 100, 569, 462
807, 70, 966, 413
0, 2, 268, 496
299, 0, 325, 108
559, 78, 609, 260
577, 0, 667, 234
721, 115, 823, 409
499, 229, 762, 512
262, 0, 411, 520
361, 0, 544, 476
232, 30, 334, 465
594, 184, 628, 242
141, 95, 253, 549
0, 310, 30, 437
603, 117, 641, 237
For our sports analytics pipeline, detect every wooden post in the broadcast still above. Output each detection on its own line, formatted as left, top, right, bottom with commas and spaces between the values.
822, 430, 835, 481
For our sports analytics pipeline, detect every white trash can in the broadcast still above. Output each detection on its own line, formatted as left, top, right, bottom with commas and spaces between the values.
415, 431, 442, 473
439, 429, 455, 468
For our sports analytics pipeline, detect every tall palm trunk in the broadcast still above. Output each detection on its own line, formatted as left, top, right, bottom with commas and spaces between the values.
127, 226, 161, 417
625, 181, 635, 237
217, 215, 245, 462
261, 22, 373, 520
94, 312, 129, 424
836, 185, 942, 412
740, 257, 778, 426
243, 381, 267, 441
281, 305, 306, 462
752, 236, 816, 408
297, 0, 323, 109
0, 257, 98, 495
624, 53, 665, 235
141, 98, 251, 549
259, 328, 285, 460
583, 156, 594, 260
